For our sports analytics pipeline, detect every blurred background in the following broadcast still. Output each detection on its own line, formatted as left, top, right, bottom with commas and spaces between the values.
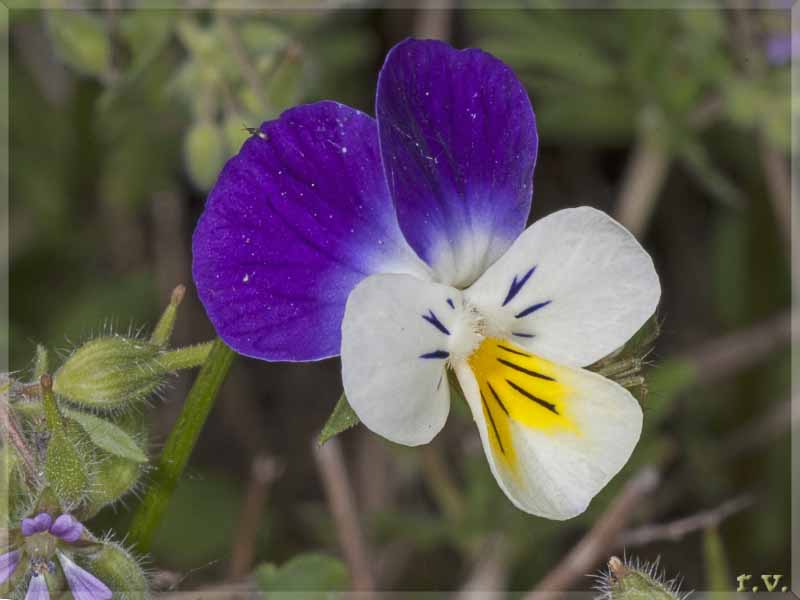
8, 2, 794, 595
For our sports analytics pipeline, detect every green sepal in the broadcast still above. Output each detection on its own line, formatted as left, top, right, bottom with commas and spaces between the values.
256, 553, 349, 600
45, 429, 89, 509
34, 486, 63, 516
150, 285, 185, 347
90, 541, 149, 599
79, 454, 145, 520
65, 409, 147, 464
34, 344, 49, 379
318, 393, 360, 445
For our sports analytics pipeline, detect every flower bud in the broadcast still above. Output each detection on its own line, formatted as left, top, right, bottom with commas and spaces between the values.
597, 556, 687, 600
90, 541, 148, 599
53, 336, 168, 409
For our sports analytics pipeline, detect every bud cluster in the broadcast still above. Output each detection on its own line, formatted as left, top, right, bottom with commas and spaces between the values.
1, 285, 208, 599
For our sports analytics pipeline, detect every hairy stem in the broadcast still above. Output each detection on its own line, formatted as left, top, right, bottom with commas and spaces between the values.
128, 338, 235, 552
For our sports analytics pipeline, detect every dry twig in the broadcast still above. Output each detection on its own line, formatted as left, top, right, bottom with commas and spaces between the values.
312, 437, 376, 596
617, 494, 753, 547
228, 455, 283, 579
523, 467, 660, 600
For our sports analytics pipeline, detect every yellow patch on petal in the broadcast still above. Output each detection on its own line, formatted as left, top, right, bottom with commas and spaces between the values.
467, 337, 579, 472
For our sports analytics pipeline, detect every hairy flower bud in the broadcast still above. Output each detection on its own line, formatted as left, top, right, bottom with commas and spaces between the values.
90, 541, 148, 599
53, 336, 168, 409
596, 556, 690, 600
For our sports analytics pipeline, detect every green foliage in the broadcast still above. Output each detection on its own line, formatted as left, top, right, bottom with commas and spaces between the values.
66, 409, 147, 464
704, 528, 732, 596
318, 393, 360, 445
45, 11, 111, 79
184, 119, 228, 191
150, 473, 243, 569
256, 553, 350, 598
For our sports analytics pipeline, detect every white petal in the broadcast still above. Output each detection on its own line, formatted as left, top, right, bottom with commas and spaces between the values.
341, 273, 463, 446
454, 337, 643, 519
466, 207, 660, 367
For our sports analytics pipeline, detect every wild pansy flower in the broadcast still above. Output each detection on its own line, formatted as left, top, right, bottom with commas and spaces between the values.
193, 39, 660, 519
3, 512, 112, 600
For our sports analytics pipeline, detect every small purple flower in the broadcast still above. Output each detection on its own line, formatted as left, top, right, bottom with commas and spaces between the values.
12, 513, 111, 598
49, 514, 83, 543
0, 549, 21, 583
21, 513, 83, 543
766, 32, 799, 66
24, 573, 50, 600
21, 513, 53, 537
193, 39, 660, 519
58, 553, 112, 600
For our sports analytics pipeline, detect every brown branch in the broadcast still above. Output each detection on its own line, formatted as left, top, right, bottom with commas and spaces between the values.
685, 310, 791, 386
713, 397, 794, 463
218, 14, 270, 113
613, 120, 670, 239
228, 455, 283, 579
312, 437, 376, 596
0, 393, 38, 486
758, 135, 791, 253
617, 494, 753, 547
456, 534, 511, 599
414, 0, 454, 41
523, 467, 660, 600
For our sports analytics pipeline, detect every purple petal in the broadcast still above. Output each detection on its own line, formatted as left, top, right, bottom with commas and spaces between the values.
765, 32, 798, 66
25, 574, 50, 600
376, 38, 538, 287
50, 514, 83, 543
59, 553, 112, 600
0, 549, 21, 584
21, 513, 53, 536
193, 100, 427, 361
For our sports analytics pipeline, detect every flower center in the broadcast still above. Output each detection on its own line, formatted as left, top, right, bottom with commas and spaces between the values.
447, 303, 485, 363
24, 531, 56, 560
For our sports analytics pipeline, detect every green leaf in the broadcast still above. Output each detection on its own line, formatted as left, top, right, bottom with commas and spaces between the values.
256, 553, 349, 599
119, 11, 174, 75
184, 119, 227, 190
318, 393, 359, 445
65, 409, 148, 463
704, 527, 732, 598
45, 12, 111, 78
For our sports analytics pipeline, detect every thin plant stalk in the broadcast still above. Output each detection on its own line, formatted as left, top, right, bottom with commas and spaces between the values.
128, 338, 235, 552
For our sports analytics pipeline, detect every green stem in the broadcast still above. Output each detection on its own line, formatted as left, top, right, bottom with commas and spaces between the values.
128, 338, 235, 552
159, 341, 214, 371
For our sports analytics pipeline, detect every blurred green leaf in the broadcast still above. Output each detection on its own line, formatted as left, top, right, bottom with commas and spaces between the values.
704, 527, 732, 597
256, 553, 349, 598
119, 11, 174, 76
45, 11, 111, 78
318, 393, 359, 445
151, 473, 243, 568
65, 409, 147, 463
184, 119, 227, 190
